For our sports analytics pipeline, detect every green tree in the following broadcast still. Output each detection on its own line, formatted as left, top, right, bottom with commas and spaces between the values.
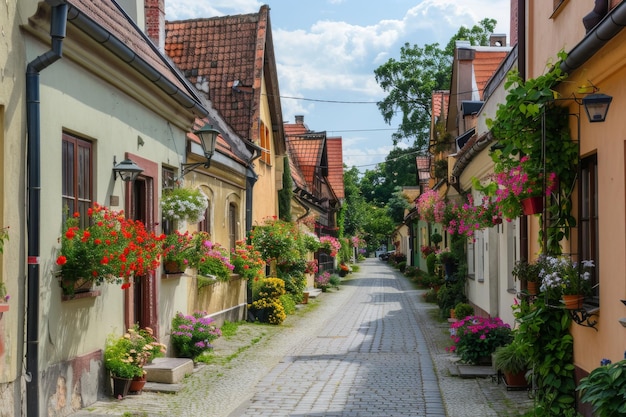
387, 186, 412, 224
278, 155, 293, 222
374, 42, 450, 148
362, 205, 395, 250
443, 18, 497, 56
342, 166, 368, 237
374, 18, 497, 148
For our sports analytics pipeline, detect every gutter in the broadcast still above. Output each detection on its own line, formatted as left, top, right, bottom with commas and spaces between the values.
451, 131, 495, 179
26, 4, 68, 416
560, 2, 626, 74
65, 4, 208, 118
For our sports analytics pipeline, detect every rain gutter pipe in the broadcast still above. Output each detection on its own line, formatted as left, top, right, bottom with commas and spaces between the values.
26, 3, 67, 416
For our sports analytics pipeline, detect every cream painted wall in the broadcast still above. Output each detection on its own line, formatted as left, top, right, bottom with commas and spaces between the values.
30, 38, 191, 365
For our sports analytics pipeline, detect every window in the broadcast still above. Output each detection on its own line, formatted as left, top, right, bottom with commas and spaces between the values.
259, 122, 271, 165
198, 205, 211, 235
580, 154, 598, 297
62, 133, 92, 228
228, 203, 238, 251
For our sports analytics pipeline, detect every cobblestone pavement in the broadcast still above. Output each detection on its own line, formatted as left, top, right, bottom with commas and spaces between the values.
71, 259, 533, 417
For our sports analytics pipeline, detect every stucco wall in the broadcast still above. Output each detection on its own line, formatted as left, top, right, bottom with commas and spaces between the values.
25, 23, 193, 412
528, 1, 626, 373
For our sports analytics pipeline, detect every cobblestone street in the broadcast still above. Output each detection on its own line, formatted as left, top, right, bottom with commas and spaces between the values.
72, 258, 532, 417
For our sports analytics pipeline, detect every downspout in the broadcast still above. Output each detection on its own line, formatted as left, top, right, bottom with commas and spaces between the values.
245, 142, 262, 234
25, 3, 67, 416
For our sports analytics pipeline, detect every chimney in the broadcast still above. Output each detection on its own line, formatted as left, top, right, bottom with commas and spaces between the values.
489, 34, 507, 47
510, 0, 518, 46
295, 115, 304, 124
145, 0, 165, 51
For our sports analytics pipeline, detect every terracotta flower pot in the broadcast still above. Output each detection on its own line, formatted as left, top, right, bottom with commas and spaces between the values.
521, 196, 543, 215
164, 261, 184, 274
562, 294, 584, 310
526, 281, 539, 295
129, 375, 146, 394
504, 370, 529, 388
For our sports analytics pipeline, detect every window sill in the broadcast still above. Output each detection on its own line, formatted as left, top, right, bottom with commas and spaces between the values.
162, 272, 184, 279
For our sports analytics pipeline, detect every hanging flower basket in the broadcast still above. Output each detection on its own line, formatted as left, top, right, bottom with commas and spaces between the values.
521, 196, 543, 215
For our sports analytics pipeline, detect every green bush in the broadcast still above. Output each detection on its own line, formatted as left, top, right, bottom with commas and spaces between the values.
426, 252, 437, 275
329, 274, 341, 288
578, 358, 626, 417
436, 281, 466, 319
422, 288, 438, 303
397, 261, 407, 273
279, 294, 296, 315
454, 302, 474, 320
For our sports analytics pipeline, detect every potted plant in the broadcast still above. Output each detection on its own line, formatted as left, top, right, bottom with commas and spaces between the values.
578, 357, 626, 417
104, 326, 165, 398
436, 248, 457, 279
196, 240, 234, 282
430, 231, 442, 248
230, 239, 265, 281
162, 231, 212, 274
160, 187, 208, 224
493, 339, 531, 388
537, 255, 594, 308
511, 259, 540, 295
55, 203, 164, 296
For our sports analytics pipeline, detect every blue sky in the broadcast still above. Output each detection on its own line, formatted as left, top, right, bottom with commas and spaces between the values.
166, 0, 510, 172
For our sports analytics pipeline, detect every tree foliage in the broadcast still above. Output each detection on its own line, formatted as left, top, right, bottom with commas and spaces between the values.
374, 18, 497, 148
278, 155, 293, 222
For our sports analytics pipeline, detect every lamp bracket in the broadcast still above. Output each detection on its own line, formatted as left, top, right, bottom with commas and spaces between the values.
180, 160, 211, 178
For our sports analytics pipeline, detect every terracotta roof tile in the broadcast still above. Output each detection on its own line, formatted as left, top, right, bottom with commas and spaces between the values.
165, 6, 273, 141
326, 137, 345, 199
473, 51, 509, 99
286, 134, 324, 186
432, 90, 450, 120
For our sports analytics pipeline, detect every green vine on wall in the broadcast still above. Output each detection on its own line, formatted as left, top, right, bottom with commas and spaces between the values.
486, 51, 578, 254
514, 297, 577, 416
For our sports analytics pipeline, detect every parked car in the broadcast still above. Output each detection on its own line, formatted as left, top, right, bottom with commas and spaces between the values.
379, 250, 395, 261
374, 247, 387, 258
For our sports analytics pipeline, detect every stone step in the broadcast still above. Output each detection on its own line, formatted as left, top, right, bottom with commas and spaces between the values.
305, 288, 322, 298
143, 357, 194, 384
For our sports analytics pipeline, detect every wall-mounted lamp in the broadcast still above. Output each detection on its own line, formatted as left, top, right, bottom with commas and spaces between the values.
582, 93, 613, 123
180, 124, 220, 178
112, 157, 143, 182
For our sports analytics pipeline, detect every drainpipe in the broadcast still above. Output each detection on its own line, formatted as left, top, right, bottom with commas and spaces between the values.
25, 3, 67, 416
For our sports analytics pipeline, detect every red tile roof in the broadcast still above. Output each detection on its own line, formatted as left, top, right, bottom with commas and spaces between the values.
165, 5, 284, 148
286, 133, 325, 186
326, 137, 345, 199
432, 90, 450, 120
473, 50, 509, 100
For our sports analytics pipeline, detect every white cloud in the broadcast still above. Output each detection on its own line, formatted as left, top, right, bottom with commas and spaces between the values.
165, 0, 262, 20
